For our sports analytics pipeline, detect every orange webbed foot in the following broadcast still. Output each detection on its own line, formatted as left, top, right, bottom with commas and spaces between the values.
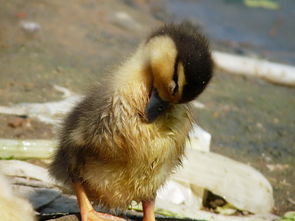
73, 182, 126, 221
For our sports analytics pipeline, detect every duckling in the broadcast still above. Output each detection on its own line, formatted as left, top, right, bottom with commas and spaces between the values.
0, 174, 35, 221
49, 22, 213, 221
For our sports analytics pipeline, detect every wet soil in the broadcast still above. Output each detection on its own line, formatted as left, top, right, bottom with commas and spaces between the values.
0, 115, 54, 139
0, 0, 294, 216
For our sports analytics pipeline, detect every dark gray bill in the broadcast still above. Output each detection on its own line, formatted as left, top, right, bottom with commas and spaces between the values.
145, 88, 169, 123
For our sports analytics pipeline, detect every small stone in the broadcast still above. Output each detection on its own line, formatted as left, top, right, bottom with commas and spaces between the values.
7, 117, 29, 128
110, 11, 142, 31
13, 185, 61, 210
39, 194, 79, 214
20, 21, 41, 32
273, 118, 279, 124
256, 122, 264, 129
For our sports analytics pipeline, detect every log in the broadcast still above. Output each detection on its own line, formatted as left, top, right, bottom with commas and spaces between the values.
213, 51, 295, 86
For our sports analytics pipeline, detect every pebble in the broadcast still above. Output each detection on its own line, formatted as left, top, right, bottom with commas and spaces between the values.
39, 194, 79, 214
13, 185, 62, 210
20, 21, 41, 32
109, 11, 142, 31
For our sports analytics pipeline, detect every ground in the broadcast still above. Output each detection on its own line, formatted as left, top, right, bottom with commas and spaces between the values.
0, 0, 294, 216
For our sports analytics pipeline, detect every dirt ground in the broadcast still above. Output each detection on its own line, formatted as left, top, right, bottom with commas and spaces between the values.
0, 0, 294, 216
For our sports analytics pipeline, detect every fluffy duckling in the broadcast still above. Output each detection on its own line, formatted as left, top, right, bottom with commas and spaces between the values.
0, 174, 35, 221
50, 22, 213, 221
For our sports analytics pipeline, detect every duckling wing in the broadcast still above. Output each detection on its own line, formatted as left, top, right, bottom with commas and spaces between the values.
49, 82, 115, 186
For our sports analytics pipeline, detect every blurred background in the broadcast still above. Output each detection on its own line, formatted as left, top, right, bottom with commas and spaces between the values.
0, 0, 294, 216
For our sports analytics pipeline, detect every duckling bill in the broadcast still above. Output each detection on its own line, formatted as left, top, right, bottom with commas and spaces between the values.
50, 22, 213, 221
146, 88, 170, 122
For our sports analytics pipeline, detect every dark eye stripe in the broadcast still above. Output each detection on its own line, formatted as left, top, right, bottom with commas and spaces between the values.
172, 56, 179, 95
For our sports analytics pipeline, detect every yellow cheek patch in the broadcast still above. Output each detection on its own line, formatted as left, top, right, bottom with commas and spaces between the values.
177, 62, 186, 99
147, 36, 178, 101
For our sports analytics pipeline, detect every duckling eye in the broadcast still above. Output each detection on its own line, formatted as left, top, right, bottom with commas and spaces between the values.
170, 57, 179, 96
172, 82, 178, 95
158, 105, 164, 112
168, 81, 178, 96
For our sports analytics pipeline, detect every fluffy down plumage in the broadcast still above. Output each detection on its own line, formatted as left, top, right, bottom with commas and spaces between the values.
50, 22, 212, 210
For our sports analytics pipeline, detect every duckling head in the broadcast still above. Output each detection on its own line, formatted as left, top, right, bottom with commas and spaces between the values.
144, 22, 213, 122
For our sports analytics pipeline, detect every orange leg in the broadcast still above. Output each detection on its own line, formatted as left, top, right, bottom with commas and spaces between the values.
73, 182, 126, 221
142, 200, 156, 221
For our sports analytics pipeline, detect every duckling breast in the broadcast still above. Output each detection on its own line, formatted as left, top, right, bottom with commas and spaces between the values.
81, 82, 192, 209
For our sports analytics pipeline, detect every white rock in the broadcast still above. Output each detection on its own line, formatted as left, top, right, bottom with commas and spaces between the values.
20, 21, 41, 32
0, 160, 54, 186
213, 51, 295, 86
110, 11, 142, 31
187, 124, 211, 152
172, 149, 274, 214
0, 85, 82, 125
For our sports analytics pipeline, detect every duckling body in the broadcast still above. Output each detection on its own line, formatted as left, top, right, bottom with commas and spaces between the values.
50, 23, 213, 220
52, 49, 192, 208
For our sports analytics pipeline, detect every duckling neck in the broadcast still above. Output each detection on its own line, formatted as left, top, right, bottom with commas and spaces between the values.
113, 44, 152, 89
111, 45, 152, 111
